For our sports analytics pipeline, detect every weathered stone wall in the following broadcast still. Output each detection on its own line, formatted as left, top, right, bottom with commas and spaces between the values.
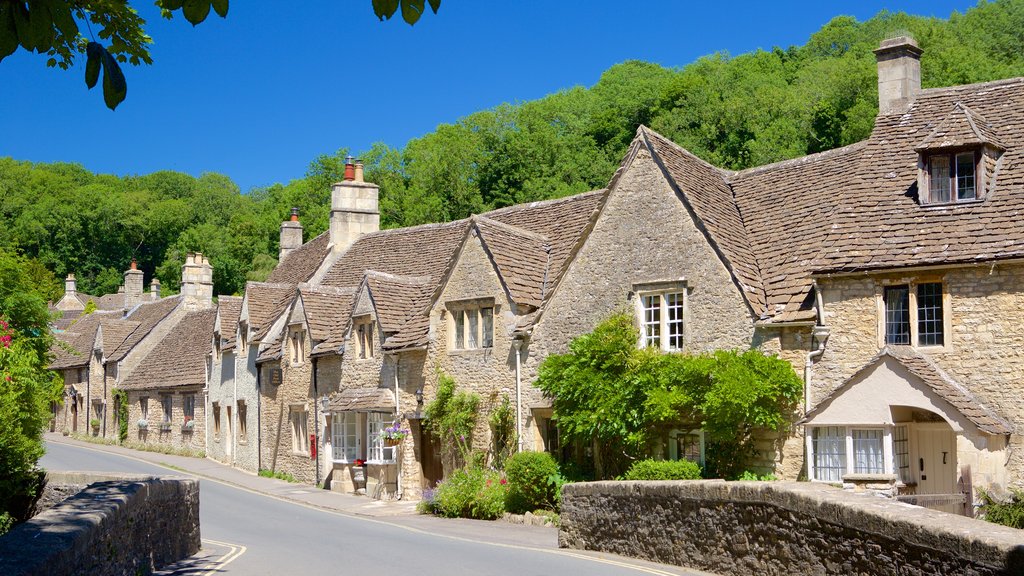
260, 327, 315, 484
0, 472, 200, 576
560, 480, 1024, 576
817, 263, 1024, 488
125, 387, 205, 452
206, 347, 233, 464
229, 344, 260, 473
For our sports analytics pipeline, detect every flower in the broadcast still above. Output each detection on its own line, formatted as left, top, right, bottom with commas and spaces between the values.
354, 459, 366, 467
500, 478, 507, 485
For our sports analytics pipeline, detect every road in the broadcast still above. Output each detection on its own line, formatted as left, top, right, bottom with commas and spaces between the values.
41, 441, 706, 576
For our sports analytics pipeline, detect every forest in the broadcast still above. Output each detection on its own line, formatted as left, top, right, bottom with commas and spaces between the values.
2, 0, 1024, 299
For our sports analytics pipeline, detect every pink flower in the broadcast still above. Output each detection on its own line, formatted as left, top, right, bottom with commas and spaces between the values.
500, 478, 507, 485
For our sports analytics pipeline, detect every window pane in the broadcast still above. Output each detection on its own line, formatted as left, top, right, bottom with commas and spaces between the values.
368, 413, 387, 462
454, 311, 465, 349
480, 307, 494, 348
929, 156, 951, 203
642, 295, 660, 348
665, 292, 684, 351
852, 429, 883, 474
467, 310, 479, 349
812, 426, 846, 482
916, 282, 944, 346
956, 153, 976, 200
883, 286, 910, 345
332, 413, 358, 461
894, 425, 910, 483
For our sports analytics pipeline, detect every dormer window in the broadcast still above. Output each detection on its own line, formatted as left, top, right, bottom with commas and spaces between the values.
355, 316, 375, 359
925, 151, 977, 204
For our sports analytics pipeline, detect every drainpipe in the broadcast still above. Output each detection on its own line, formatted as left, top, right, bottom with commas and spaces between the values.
313, 356, 320, 488
804, 282, 830, 477
513, 338, 523, 453
256, 352, 262, 471
102, 362, 108, 438
393, 353, 402, 500
232, 349, 238, 467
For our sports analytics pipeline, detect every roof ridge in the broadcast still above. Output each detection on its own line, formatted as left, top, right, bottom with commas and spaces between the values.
480, 188, 606, 217
918, 76, 1024, 98
298, 284, 356, 296
357, 218, 471, 241
729, 141, 868, 180
472, 214, 550, 243
363, 271, 432, 285
245, 281, 296, 290
640, 125, 732, 177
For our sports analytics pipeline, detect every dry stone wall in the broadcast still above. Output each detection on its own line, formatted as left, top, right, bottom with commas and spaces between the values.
561, 480, 1024, 576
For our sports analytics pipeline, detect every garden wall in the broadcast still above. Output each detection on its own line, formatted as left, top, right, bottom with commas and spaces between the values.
0, 472, 200, 576
560, 480, 1024, 576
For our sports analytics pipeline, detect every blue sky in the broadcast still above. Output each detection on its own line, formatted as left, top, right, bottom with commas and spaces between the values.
0, 1, 977, 192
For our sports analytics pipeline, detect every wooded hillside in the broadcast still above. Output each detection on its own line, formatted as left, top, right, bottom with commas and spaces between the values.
3, 1, 1023, 298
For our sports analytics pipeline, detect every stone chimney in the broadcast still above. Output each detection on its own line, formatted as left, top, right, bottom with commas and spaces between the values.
56, 274, 84, 311
124, 258, 144, 309
150, 278, 161, 301
181, 252, 213, 310
875, 36, 922, 115
330, 156, 379, 254
65, 274, 77, 299
279, 207, 303, 262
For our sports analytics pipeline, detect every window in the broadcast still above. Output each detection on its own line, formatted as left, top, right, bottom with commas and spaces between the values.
543, 418, 560, 454
290, 406, 308, 454
883, 282, 945, 347
161, 395, 173, 423
140, 396, 149, 420
239, 325, 248, 354
92, 399, 103, 420
639, 291, 685, 351
289, 326, 304, 365
926, 151, 977, 203
851, 429, 884, 474
893, 425, 910, 483
451, 306, 494, 350
355, 318, 375, 359
367, 412, 396, 463
331, 412, 358, 462
812, 426, 847, 482
237, 400, 247, 443
668, 429, 704, 466
183, 394, 195, 423
213, 403, 221, 441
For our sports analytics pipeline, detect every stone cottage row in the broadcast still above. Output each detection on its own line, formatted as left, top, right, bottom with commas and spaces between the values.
51, 37, 1024, 507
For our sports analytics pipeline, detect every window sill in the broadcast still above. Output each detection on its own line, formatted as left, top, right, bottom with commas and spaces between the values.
450, 347, 493, 356
842, 473, 897, 483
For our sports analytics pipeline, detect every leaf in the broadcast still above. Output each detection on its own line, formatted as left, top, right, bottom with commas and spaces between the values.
372, 0, 399, 21
85, 42, 102, 89
12, 2, 33, 51
400, 0, 425, 25
0, 3, 18, 62
26, 0, 55, 53
182, 0, 211, 26
428, 0, 440, 13
46, 0, 78, 39
100, 50, 127, 111
211, 0, 228, 18
160, 0, 187, 10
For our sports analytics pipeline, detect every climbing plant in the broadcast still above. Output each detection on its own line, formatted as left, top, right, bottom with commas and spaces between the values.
424, 371, 479, 470
111, 388, 128, 443
488, 394, 515, 470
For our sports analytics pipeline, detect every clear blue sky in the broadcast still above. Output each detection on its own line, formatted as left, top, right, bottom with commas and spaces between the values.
0, 1, 977, 192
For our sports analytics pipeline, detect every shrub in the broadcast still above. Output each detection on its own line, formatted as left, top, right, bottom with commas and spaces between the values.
504, 451, 562, 513
736, 470, 777, 481
622, 459, 702, 481
431, 465, 508, 520
979, 489, 1024, 529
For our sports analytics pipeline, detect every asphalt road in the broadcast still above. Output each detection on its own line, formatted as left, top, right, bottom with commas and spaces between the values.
41, 441, 706, 576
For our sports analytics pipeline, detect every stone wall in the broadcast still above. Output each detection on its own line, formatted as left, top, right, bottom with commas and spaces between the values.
125, 387, 205, 452
0, 472, 200, 576
259, 326, 316, 485
560, 480, 1024, 576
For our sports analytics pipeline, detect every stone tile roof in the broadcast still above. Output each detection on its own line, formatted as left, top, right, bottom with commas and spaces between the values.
256, 334, 283, 364
49, 311, 120, 370
328, 387, 396, 412
244, 282, 296, 341
216, 296, 243, 351
804, 346, 1012, 435
381, 315, 431, 350
813, 77, 1024, 274
915, 103, 1008, 151
642, 128, 767, 318
51, 309, 84, 331
99, 320, 140, 353
365, 273, 433, 334
299, 286, 355, 357
266, 231, 331, 284
119, 309, 216, 390
473, 216, 549, 308
107, 296, 182, 362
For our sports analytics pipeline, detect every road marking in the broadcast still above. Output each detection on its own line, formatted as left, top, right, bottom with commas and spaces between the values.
199, 539, 247, 575
48, 438, 699, 575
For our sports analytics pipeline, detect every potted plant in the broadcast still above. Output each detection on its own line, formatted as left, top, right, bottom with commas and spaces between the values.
182, 419, 195, 432
159, 421, 172, 432
137, 418, 148, 430
90, 418, 100, 432
380, 424, 409, 447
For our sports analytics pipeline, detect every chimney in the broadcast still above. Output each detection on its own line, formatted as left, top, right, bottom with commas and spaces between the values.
279, 207, 304, 262
65, 274, 77, 298
330, 155, 379, 254
150, 278, 161, 301
875, 36, 922, 115
181, 252, 214, 310
124, 258, 144, 309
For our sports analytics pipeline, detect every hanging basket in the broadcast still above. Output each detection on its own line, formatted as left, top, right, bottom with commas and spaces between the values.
384, 438, 402, 447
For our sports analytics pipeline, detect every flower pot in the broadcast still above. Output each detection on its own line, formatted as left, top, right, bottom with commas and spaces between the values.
384, 438, 402, 447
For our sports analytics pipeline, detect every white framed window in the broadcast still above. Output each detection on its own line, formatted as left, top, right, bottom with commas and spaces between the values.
851, 429, 884, 474
355, 317, 375, 359
812, 426, 847, 482
893, 424, 910, 482
289, 325, 305, 365
450, 306, 494, 350
367, 412, 396, 463
638, 291, 685, 351
290, 405, 308, 454
668, 428, 704, 466
924, 151, 978, 203
331, 412, 358, 462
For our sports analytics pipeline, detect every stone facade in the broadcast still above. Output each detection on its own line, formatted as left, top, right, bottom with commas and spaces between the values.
560, 480, 1024, 576
125, 387, 206, 452
259, 323, 317, 485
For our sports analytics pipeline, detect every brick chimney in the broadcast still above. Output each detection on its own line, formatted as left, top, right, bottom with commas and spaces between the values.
181, 252, 213, 310
124, 258, 144, 309
279, 207, 304, 262
150, 278, 161, 301
875, 36, 922, 115
330, 156, 379, 254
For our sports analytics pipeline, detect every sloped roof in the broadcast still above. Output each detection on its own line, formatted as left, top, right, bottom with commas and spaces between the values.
473, 216, 550, 308
107, 295, 182, 362
915, 102, 1008, 151
216, 296, 243, 350
266, 231, 331, 284
803, 346, 1012, 435
364, 273, 433, 334
328, 387, 396, 412
813, 77, 1024, 273
51, 309, 84, 331
99, 320, 139, 353
244, 282, 296, 341
49, 311, 120, 370
119, 309, 216, 390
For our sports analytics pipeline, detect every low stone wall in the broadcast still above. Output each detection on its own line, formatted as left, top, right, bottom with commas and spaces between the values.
560, 480, 1024, 576
0, 472, 200, 576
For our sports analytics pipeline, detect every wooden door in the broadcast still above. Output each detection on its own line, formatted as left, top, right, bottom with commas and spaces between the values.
914, 425, 956, 494
420, 426, 443, 489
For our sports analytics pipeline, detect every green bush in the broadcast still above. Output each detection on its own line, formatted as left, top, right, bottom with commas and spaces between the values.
504, 451, 562, 513
736, 470, 777, 481
979, 489, 1024, 529
432, 465, 508, 520
622, 459, 702, 481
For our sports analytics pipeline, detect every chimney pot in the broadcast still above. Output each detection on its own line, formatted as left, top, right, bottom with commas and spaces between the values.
354, 160, 364, 183
343, 155, 356, 181
130, 258, 137, 271
290, 207, 300, 222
